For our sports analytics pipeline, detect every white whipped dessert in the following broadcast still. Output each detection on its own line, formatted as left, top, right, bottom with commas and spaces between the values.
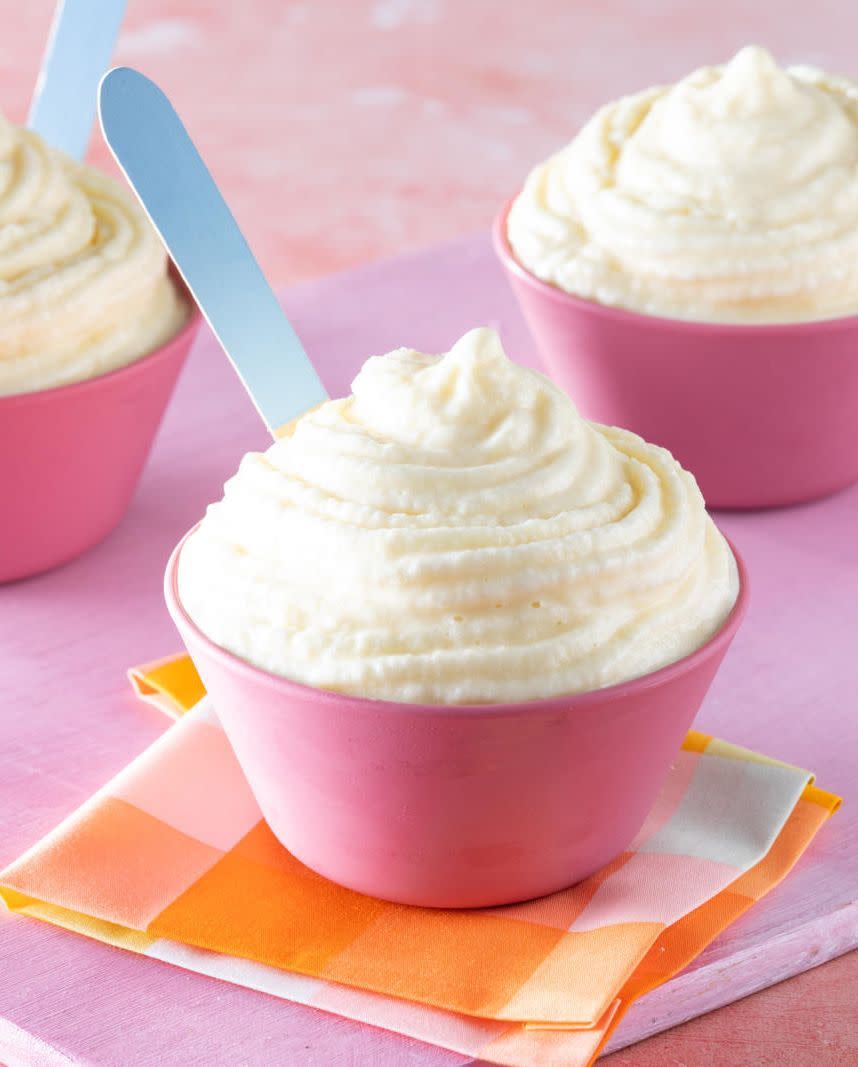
0, 113, 186, 396
507, 46, 858, 323
178, 328, 738, 704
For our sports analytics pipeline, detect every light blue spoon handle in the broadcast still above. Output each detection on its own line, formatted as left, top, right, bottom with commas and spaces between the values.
29, 0, 127, 160
98, 66, 328, 436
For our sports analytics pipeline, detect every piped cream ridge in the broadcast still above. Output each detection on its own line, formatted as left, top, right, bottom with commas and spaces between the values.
508, 47, 858, 323
0, 113, 186, 396
178, 328, 739, 704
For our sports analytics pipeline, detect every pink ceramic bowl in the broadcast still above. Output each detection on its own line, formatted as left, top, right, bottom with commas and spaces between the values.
494, 200, 858, 509
165, 529, 748, 908
0, 277, 200, 583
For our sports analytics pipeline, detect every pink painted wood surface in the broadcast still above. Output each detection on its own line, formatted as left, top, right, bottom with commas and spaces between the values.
0, 1, 857, 1062
1, 235, 856, 1066
603, 950, 858, 1067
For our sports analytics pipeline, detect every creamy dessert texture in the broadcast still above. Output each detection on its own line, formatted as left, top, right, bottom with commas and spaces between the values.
0, 114, 186, 396
507, 46, 858, 323
178, 328, 739, 704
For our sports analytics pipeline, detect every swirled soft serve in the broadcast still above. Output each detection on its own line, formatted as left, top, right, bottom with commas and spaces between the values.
0, 112, 186, 396
178, 328, 739, 704
507, 46, 858, 322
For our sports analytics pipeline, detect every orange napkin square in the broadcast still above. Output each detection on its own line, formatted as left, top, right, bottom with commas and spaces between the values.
0, 656, 839, 1066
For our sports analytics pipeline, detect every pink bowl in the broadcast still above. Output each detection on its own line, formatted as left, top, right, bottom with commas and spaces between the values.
165, 529, 748, 908
0, 278, 200, 583
494, 200, 858, 509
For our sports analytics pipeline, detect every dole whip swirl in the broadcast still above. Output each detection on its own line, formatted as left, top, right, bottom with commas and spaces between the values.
179, 328, 739, 704
508, 46, 858, 323
0, 113, 186, 396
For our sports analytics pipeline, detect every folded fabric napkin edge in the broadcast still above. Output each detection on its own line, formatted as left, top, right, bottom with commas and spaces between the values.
0, 774, 838, 1067
0, 653, 841, 1067
128, 655, 206, 720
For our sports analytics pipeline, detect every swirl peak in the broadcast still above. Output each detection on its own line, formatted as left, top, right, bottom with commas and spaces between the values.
179, 330, 738, 703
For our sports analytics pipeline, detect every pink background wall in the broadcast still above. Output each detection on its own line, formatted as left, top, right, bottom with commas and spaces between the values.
1, 2, 856, 1063
4, 0, 858, 286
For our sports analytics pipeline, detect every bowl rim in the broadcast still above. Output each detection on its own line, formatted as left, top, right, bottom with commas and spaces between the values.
165, 522, 750, 718
493, 196, 858, 336
0, 264, 202, 408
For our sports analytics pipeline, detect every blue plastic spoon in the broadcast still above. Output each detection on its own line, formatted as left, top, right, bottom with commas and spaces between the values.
99, 66, 328, 435
29, 0, 128, 159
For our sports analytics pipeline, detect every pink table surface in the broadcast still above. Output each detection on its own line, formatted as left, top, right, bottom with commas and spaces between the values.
1, 234, 857, 1067
1, 1, 857, 1062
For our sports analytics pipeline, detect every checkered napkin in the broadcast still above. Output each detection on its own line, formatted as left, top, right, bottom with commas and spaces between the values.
0, 656, 839, 1067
